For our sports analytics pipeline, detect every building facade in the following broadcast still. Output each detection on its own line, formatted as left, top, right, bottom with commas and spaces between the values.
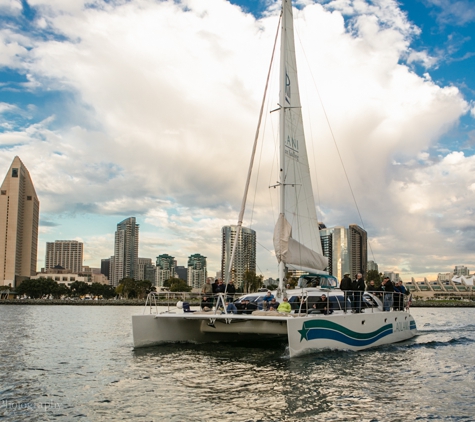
187, 254, 207, 289
319, 224, 367, 280
110, 217, 139, 286
221, 225, 256, 288
137, 257, 152, 281
0, 157, 39, 287
156, 254, 176, 287
45, 240, 84, 273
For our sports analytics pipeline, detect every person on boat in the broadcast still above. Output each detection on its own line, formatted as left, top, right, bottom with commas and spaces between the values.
314, 294, 333, 315
394, 281, 407, 311
340, 272, 352, 312
225, 300, 238, 314
262, 291, 274, 309
381, 277, 394, 311
268, 298, 280, 310
212, 279, 219, 294
215, 279, 226, 294
200, 296, 213, 311
225, 279, 236, 301
202, 278, 213, 295
352, 273, 365, 313
277, 297, 292, 313
237, 299, 257, 314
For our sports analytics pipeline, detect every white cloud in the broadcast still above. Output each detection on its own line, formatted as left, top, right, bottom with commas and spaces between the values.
0, 0, 473, 278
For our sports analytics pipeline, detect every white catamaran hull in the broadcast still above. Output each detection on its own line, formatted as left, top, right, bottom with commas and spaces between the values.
132, 311, 416, 357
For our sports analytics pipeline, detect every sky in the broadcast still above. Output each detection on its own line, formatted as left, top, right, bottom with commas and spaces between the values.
1, 0, 474, 281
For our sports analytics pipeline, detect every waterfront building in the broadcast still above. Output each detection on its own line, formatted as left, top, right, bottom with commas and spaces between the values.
221, 225, 256, 288
187, 254, 207, 289
144, 263, 156, 284
0, 157, 39, 287
137, 257, 152, 281
101, 258, 110, 281
156, 254, 176, 287
367, 260, 379, 273
319, 224, 367, 280
110, 217, 139, 286
454, 266, 470, 277
319, 226, 349, 281
45, 240, 83, 273
33, 266, 90, 285
175, 265, 187, 282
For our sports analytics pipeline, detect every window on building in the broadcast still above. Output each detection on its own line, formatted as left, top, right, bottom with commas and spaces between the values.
12, 168, 18, 177
1, 190, 6, 195
27, 196, 32, 200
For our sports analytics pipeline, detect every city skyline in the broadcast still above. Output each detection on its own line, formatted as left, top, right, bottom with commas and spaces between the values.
1, 0, 474, 280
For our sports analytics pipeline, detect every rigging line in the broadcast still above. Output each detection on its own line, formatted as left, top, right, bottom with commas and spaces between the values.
296, 30, 376, 263
224, 11, 282, 288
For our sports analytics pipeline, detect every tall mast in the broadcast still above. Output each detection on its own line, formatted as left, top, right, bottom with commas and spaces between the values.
277, 0, 288, 296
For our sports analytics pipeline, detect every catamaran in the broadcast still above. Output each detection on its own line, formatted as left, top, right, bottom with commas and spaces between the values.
132, 0, 416, 357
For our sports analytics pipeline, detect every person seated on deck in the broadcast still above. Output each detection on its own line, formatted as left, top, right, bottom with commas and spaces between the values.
268, 298, 280, 310
200, 296, 213, 311
238, 299, 257, 314
225, 300, 238, 314
262, 291, 274, 309
277, 297, 291, 313
314, 294, 333, 315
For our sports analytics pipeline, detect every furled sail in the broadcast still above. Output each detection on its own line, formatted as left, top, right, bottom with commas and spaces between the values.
274, 214, 328, 272
275, 0, 328, 273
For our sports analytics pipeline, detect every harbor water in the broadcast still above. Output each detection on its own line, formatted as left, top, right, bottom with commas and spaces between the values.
0, 305, 474, 421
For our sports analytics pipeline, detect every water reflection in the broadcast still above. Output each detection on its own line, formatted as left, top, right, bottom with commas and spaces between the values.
1, 306, 474, 421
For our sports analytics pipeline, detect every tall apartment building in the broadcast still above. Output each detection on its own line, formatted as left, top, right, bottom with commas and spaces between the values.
137, 257, 152, 280
319, 224, 367, 280
348, 224, 367, 277
319, 226, 349, 281
187, 254, 207, 289
0, 157, 39, 286
221, 225, 256, 288
110, 217, 139, 286
175, 265, 188, 282
367, 260, 379, 273
45, 240, 84, 273
156, 254, 176, 287
454, 266, 470, 276
101, 258, 110, 281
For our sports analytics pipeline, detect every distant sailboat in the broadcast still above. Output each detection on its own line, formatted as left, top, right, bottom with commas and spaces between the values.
132, 0, 417, 357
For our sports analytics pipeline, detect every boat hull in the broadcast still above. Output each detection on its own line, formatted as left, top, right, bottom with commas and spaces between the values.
132, 311, 416, 355
287, 311, 416, 357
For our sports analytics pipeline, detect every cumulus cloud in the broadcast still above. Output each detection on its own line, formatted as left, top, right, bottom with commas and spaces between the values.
0, 0, 473, 278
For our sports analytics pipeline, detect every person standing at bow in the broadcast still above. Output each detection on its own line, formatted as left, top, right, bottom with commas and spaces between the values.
352, 273, 365, 313
340, 272, 352, 313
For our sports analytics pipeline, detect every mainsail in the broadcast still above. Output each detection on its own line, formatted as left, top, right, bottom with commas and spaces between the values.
273, 0, 328, 274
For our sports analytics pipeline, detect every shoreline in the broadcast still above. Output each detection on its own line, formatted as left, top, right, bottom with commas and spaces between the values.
1, 299, 474, 307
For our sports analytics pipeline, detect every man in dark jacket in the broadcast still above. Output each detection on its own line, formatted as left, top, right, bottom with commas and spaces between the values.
340, 273, 352, 312
381, 277, 394, 311
352, 273, 366, 313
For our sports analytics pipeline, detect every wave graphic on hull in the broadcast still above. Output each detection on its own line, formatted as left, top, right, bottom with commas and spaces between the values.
298, 320, 394, 347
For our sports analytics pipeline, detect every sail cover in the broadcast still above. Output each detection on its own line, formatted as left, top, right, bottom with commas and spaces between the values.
274, 214, 328, 272
273, 0, 328, 272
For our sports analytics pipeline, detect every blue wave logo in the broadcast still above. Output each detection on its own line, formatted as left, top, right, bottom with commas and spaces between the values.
298, 320, 394, 347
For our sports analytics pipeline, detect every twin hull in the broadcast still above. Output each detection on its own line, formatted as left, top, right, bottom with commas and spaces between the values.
132, 311, 416, 357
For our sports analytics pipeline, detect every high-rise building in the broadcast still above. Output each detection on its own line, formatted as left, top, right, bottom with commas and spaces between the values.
45, 240, 84, 273
175, 265, 188, 282
101, 258, 111, 280
454, 266, 470, 276
367, 260, 379, 273
187, 254, 207, 289
137, 257, 152, 280
0, 157, 39, 287
348, 224, 367, 277
319, 226, 350, 281
221, 225, 256, 288
156, 254, 176, 287
110, 217, 139, 286
319, 224, 367, 280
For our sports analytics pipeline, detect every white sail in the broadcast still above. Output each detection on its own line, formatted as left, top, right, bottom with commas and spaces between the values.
274, 0, 328, 273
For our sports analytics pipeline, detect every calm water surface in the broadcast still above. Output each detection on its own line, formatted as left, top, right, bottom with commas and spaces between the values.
0, 306, 474, 421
